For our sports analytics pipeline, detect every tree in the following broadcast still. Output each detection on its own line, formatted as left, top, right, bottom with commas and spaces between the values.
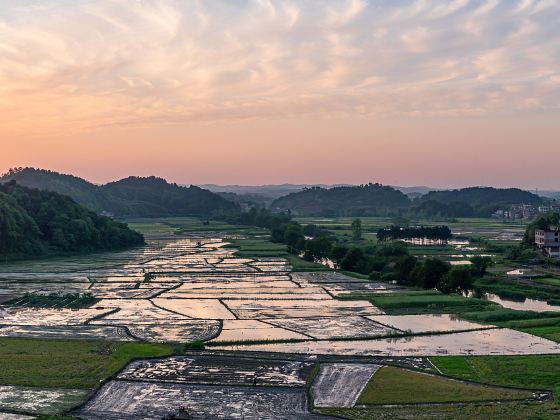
341, 247, 366, 272
410, 259, 450, 289
395, 255, 417, 285
470, 256, 494, 277
330, 245, 349, 268
351, 219, 362, 240
304, 236, 333, 262
283, 222, 305, 254
438, 266, 473, 294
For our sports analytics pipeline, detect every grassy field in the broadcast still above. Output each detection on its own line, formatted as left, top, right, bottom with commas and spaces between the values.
356, 366, 532, 405
532, 277, 560, 287
224, 237, 331, 270
519, 325, 560, 343
127, 217, 263, 236
224, 237, 289, 257
431, 355, 560, 392
0, 338, 175, 389
460, 308, 560, 324
339, 291, 496, 315
321, 402, 560, 420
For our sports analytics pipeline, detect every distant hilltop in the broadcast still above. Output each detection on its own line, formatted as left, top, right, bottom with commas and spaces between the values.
271, 185, 547, 218
1, 167, 554, 219
1, 167, 238, 218
200, 183, 437, 200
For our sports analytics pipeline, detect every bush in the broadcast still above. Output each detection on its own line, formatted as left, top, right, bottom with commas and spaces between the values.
369, 271, 381, 281
185, 340, 205, 350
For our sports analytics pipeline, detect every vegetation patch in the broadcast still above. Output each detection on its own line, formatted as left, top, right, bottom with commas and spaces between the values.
5, 293, 99, 309
320, 401, 560, 420
460, 308, 560, 325
225, 238, 289, 258
356, 366, 532, 405
340, 291, 495, 315
0, 338, 174, 389
431, 355, 560, 392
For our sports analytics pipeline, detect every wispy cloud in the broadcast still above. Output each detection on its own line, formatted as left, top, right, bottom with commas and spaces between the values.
0, 0, 558, 135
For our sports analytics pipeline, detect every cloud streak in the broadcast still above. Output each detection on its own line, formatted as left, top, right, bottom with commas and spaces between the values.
0, 0, 558, 135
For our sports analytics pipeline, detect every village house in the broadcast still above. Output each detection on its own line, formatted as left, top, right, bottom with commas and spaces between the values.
535, 225, 560, 258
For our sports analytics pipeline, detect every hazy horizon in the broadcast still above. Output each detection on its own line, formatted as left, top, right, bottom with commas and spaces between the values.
2, 166, 557, 193
1, 0, 559, 188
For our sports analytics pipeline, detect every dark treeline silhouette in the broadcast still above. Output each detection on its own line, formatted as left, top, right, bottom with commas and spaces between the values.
271, 184, 544, 218
377, 225, 452, 243
0, 181, 144, 259
271, 183, 410, 216
241, 214, 477, 295
1, 168, 238, 218
414, 187, 543, 217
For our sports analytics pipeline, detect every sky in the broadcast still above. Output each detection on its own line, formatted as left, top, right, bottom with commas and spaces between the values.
0, 0, 559, 188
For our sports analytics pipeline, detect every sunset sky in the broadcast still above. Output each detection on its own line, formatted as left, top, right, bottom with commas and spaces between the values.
1, 0, 559, 188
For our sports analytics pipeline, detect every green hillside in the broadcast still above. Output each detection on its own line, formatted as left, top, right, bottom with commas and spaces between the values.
1, 168, 238, 218
0, 181, 144, 258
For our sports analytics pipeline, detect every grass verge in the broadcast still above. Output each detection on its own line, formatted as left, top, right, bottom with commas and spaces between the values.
339, 291, 496, 315
431, 355, 560, 392
320, 402, 560, 420
356, 366, 532, 405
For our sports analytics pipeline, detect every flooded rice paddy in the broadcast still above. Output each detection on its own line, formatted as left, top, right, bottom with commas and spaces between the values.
75, 381, 327, 419
311, 363, 381, 407
482, 293, 560, 313
1, 235, 559, 352
118, 355, 313, 387
215, 328, 560, 356
2, 233, 560, 418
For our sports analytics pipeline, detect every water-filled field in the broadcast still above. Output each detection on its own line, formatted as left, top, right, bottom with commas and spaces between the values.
2, 235, 559, 352
2, 232, 560, 418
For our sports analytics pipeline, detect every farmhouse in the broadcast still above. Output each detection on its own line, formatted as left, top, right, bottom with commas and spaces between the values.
535, 226, 560, 258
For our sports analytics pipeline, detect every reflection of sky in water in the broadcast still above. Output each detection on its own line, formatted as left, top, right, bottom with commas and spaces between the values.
368, 314, 488, 333
484, 293, 560, 313
217, 329, 560, 356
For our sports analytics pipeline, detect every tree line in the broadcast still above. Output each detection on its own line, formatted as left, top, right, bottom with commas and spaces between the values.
377, 225, 452, 243
225, 210, 491, 295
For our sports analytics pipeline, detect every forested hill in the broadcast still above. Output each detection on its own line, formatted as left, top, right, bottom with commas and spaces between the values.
101, 176, 239, 217
1, 168, 238, 218
414, 187, 543, 217
270, 184, 411, 216
1, 168, 118, 212
0, 182, 144, 258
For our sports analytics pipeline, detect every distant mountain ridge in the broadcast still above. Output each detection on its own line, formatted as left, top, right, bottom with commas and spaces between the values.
1, 168, 238, 218
201, 183, 435, 199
